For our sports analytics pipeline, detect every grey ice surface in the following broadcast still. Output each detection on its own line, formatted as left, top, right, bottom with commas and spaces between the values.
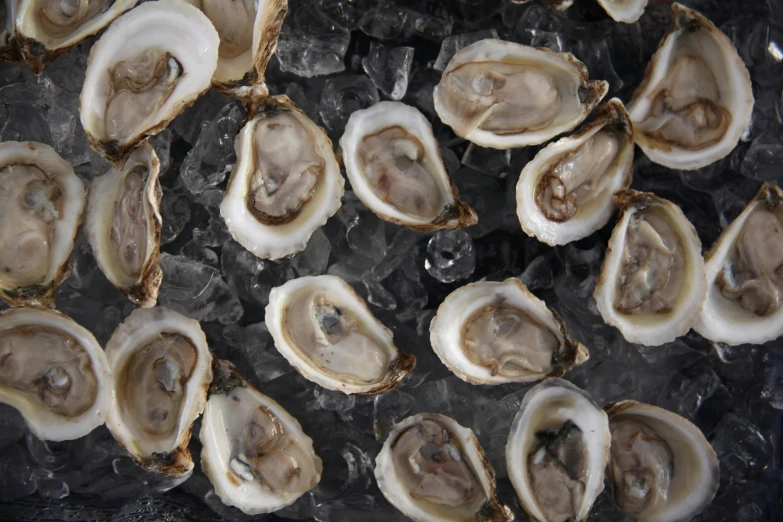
1, 0, 783, 521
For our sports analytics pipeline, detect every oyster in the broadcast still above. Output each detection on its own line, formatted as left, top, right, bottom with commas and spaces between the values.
266, 275, 415, 394
0, 141, 85, 308
627, 4, 753, 170
375, 412, 512, 522
201, 359, 322, 515
0, 308, 111, 441
184, 0, 287, 93
516, 98, 634, 246
340, 101, 477, 230
79, 0, 220, 166
695, 184, 783, 345
105, 306, 213, 476
1, 0, 20, 60
85, 142, 162, 307
596, 0, 647, 23
433, 39, 608, 149
430, 278, 588, 385
506, 378, 611, 522
221, 95, 343, 260
605, 401, 719, 522
593, 190, 707, 346
15, 0, 138, 73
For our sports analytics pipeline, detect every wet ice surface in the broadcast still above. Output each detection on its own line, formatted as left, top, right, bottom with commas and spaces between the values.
1, 0, 783, 520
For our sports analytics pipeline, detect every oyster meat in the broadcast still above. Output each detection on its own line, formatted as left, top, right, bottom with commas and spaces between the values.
79, 0, 220, 166
85, 142, 162, 307
340, 101, 476, 230
596, 0, 647, 23
627, 4, 753, 170
506, 378, 611, 522
105, 307, 213, 476
430, 278, 588, 385
221, 95, 343, 260
433, 39, 608, 149
516, 98, 634, 246
375, 412, 512, 522
695, 183, 783, 345
0, 141, 85, 308
593, 190, 707, 346
201, 359, 322, 515
0, 308, 111, 441
266, 275, 415, 394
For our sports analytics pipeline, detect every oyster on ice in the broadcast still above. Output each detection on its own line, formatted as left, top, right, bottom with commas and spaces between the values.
605, 401, 719, 522
201, 359, 322, 515
516, 98, 634, 246
15, 0, 138, 73
593, 190, 707, 346
627, 4, 753, 170
105, 307, 213, 476
695, 184, 783, 345
85, 142, 162, 307
596, 0, 647, 23
506, 378, 611, 522
0, 308, 112, 441
221, 95, 344, 260
79, 0, 220, 166
375, 412, 512, 522
266, 275, 415, 394
430, 278, 588, 385
0, 141, 85, 308
433, 39, 608, 149
340, 101, 477, 231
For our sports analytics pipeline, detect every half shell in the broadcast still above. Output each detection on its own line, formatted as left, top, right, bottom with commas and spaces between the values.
596, 0, 647, 23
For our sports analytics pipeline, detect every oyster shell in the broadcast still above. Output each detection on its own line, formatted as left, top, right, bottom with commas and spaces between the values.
627, 4, 753, 170
433, 39, 608, 149
0, 141, 85, 308
105, 306, 213, 476
375, 412, 512, 522
340, 101, 477, 231
594, 190, 707, 346
596, 0, 647, 23
85, 142, 162, 307
79, 0, 220, 166
695, 183, 783, 345
201, 359, 322, 515
605, 401, 719, 522
0, 308, 112, 441
516, 98, 634, 246
506, 378, 611, 522
1, 0, 20, 60
266, 275, 415, 394
220, 95, 343, 260
429, 278, 588, 385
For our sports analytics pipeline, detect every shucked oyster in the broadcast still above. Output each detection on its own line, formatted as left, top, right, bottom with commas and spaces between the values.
266, 275, 415, 394
593, 190, 707, 346
596, 0, 647, 23
0, 141, 85, 308
340, 101, 477, 231
86, 142, 162, 307
79, 0, 219, 166
627, 4, 753, 170
0, 308, 112, 441
433, 39, 608, 149
221, 95, 343, 260
695, 184, 783, 345
375, 413, 512, 522
430, 278, 588, 385
201, 359, 322, 515
506, 379, 611, 522
105, 307, 213, 476
516, 98, 634, 246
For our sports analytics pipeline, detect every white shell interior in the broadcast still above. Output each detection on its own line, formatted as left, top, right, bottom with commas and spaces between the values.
596, 0, 647, 23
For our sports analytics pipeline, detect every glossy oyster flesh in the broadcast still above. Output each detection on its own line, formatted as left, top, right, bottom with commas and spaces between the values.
0, 141, 85, 308
0, 308, 111, 441
266, 275, 415, 394
375, 412, 512, 522
430, 278, 588, 385
340, 101, 476, 230
201, 359, 322, 515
